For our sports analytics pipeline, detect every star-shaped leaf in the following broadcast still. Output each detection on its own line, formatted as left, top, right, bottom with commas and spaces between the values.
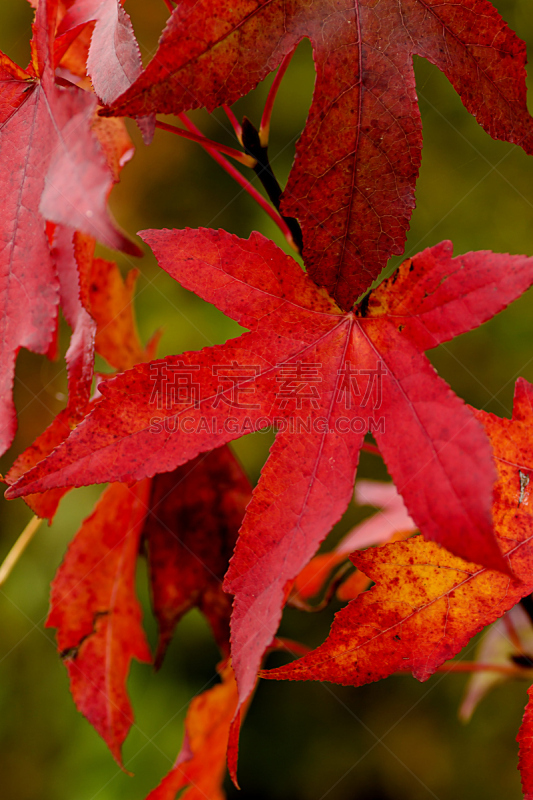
8, 230, 533, 713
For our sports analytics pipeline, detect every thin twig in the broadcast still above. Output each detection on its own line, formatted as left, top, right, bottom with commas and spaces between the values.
177, 113, 299, 252
222, 104, 243, 144
260, 50, 295, 147
0, 516, 42, 587
288, 561, 352, 612
361, 442, 381, 457
155, 120, 256, 168
269, 637, 311, 657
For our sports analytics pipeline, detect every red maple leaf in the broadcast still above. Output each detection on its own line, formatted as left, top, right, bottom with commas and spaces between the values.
0, 0, 138, 455
46, 479, 152, 767
7, 229, 533, 715
106, 0, 533, 308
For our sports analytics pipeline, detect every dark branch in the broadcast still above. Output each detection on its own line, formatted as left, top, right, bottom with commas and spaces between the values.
241, 117, 303, 254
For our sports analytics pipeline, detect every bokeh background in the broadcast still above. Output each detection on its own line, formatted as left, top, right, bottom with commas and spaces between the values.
1, 1, 533, 798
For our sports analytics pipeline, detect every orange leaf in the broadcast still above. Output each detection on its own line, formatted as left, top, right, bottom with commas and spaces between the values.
146, 663, 240, 800
336, 569, 372, 603
88, 258, 150, 372
291, 552, 347, 603
91, 115, 135, 183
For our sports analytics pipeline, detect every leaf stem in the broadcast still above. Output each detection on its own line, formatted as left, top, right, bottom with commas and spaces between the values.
222, 104, 243, 144
288, 561, 352, 612
270, 637, 311, 657
162, 0, 174, 11
177, 113, 300, 252
361, 442, 381, 457
0, 516, 42, 587
259, 50, 295, 147
155, 120, 256, 168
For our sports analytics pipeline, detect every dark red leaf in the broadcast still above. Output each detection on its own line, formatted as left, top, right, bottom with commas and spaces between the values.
143, 446, 252, 668
106, 0, 533, 308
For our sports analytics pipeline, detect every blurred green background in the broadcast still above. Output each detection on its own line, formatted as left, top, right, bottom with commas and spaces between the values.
1, 0, 533, 798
